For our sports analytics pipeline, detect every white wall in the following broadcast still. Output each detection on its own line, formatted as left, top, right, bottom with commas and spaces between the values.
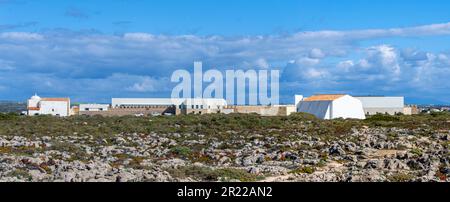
297, 95, 365, 120
354, 96, 404, 108
183, 98, 227, 109
38, 101, 69, 117
28, 99, 39, 108
297, 100, 331, 119
355, 96, 404, 115
332, 95, 366, 119
295, 95, 304, 110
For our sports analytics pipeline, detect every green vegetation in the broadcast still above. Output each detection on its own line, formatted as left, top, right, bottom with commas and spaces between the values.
364, 112, 450, 130
387, 173, 415, 182
365, 114, 401, 122
165, 166, 263, 182
170, 146, 192, 158
289, 166, 316, 174
6, 169, 32, 181
0, 112, 448, 139
0, 112, 19, 120
410, 148, 423, 156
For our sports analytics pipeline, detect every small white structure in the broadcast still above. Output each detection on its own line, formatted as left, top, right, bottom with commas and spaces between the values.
297, 94, 366, 120
79, 104, 109, 112
27, 94, 70, 117
354, 96, 404, 115
295, 95, 304, 111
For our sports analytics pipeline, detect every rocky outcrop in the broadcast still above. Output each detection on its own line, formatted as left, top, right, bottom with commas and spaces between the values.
0, 126, 448, 182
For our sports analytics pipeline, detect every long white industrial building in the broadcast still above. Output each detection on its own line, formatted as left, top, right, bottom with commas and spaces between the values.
111, 98, 228, 115
112, 98, 227, 109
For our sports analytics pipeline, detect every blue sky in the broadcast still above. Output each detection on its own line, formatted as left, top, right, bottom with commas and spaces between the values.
0, 0, 450, 104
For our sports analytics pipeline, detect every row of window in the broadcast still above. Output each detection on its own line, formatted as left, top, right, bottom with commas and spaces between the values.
84, 108, 106, 111
178, 105, 222, 110
115, 104, 223, 110
118, 105, 173, 109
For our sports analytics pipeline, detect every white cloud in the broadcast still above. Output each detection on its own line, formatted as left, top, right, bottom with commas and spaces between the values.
0, 59, 14, 70
0, 32, 44, 41
304, 68, 328, 79
127, 77, 166, 92
295, 57, 321, 67
123, 33, 155, 42
309, 48, 325, 59
366, 45, 401, 76
337, 60, 354, 71
240, 58, 271, 69
1, 21, 450, 103
358, 59, 371, 69
254, 58, 270, 69
292, 22, 450, 41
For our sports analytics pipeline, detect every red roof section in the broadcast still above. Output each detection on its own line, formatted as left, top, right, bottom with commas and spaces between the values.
41, 98, 70, 102
303, 94, 346, 101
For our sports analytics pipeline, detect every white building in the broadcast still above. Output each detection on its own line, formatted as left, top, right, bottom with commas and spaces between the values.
111, 98, 228, 115
354, 96, 404, 115
296, 94, 366, 120
179, 98, 228, 110
79, 104, 110, 112
112, 98, 227, 109
27, 94, 71, 117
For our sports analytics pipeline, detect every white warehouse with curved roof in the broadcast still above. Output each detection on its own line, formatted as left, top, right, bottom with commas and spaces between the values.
296, 94, 366, 120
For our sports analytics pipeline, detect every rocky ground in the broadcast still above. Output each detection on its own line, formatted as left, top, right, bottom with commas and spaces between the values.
0, 113, 449, 182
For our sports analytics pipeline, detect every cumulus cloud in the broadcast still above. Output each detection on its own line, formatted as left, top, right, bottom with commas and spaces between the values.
127, 76, 170, 92
337, 60, 354, 72
0, 32, 44, 40
366, 45, 401, 76
291, 22, 450, 41
1, 22, 450, 103
308, 48, 325, 59
123, 33, 155, 42
0, 59, 15, 70
304, 68, 329, 79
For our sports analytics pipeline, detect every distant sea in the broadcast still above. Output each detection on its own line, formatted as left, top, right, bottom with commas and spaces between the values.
0, 101, 26, 113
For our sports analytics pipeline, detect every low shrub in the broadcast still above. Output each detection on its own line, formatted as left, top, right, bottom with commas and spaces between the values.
166, 166, 262, 182
170, 146, 192, 158
387, 173, 414, 182
289, 166, 315, 174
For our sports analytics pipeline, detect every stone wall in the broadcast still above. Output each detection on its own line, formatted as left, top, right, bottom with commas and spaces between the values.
223, 105, 296, 116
